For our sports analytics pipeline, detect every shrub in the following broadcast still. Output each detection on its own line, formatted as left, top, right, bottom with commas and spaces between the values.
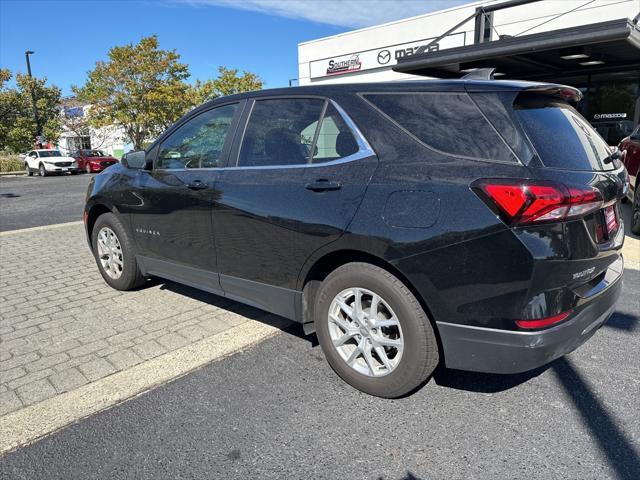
0, 156, 24, 173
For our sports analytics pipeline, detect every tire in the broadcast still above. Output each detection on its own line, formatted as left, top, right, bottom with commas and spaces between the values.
39, 164, 47, 177
91, 212, 145, 291
85, 164, 92, 174
314, 262, 439, 398
631, 184, 640, 236
25, 163, 33, 176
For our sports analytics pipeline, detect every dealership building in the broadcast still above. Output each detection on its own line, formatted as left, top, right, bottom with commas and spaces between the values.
298, 0, 640, 145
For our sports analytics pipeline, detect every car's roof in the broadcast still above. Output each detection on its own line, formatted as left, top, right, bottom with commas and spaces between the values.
197, 78, 578, 111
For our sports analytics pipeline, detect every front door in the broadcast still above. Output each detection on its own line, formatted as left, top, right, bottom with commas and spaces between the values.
130, 102, 241, 282
213, 97, 377, 302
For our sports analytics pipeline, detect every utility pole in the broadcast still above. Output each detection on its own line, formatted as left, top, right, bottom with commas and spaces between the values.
25, 50, 43, 147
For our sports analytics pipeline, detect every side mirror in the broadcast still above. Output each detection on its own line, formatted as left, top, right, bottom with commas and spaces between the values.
121, 150, 146, 169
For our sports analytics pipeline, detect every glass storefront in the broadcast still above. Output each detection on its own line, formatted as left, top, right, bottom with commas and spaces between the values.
578, 78, 640, 146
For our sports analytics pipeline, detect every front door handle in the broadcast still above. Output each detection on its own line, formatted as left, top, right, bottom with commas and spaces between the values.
305, 179, 342, 192
186, 180, 208, 190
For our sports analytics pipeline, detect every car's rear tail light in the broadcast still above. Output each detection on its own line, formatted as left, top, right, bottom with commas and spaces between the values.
515, 311, 572, 329
473, 180, 603, 225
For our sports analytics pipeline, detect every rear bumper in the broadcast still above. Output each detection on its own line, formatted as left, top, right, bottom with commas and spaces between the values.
437, 269, 623, 374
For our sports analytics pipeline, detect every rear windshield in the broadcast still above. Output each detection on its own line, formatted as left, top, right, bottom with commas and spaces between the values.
515, 96, 614, 171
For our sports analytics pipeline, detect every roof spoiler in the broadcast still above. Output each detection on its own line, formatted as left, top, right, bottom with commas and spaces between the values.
520, 85, 583, 102
461, 68, 496, 80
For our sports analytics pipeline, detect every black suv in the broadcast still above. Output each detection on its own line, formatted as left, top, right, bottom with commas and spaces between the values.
85, 79, 626, 398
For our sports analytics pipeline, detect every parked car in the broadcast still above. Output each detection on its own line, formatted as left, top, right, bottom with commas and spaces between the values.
619, 124, 640, 234
84, 79, 626, 398
24, 149, 78, 176
72, 149, 119, 174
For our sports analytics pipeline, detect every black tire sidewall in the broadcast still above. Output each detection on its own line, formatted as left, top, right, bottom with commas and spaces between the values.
315, 263, 439, 398
91, 212, 143, 290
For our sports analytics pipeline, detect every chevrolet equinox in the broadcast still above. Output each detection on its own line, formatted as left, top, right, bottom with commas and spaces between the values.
84, 78, 626, 398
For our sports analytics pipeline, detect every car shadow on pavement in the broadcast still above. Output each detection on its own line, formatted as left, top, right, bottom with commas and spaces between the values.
156, 280, 318, 344
605, 311, 639, 332
432, 364, 550, 393
551, 357, 640, 480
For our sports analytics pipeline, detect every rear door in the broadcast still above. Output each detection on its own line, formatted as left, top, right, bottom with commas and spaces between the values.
213, 96, 377, 304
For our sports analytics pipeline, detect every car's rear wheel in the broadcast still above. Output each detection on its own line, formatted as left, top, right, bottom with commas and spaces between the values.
314, 262, 439, 398
92, 212, 145, 290
631, 184, 640, 235
25, 163, 33, 176
39, 164, 47, 177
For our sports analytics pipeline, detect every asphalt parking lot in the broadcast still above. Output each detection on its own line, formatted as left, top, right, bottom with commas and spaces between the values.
0, 173, 92, 231
1, 173, 639, 479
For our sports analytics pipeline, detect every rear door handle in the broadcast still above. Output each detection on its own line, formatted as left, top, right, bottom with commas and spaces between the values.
186, 180, 208, 190
305, 179, 342, 192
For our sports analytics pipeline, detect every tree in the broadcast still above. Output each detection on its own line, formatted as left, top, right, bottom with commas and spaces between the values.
191, 66, 263, 105
73, 35, 192, 149
0, 69, 62, 153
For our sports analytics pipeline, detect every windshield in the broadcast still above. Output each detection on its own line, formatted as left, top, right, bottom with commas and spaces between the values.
82, 150, 105, 157
515, 97, 614, 171
39, 150, 63, 158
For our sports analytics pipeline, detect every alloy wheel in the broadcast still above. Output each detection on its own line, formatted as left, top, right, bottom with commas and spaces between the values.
328, 287, 404, 377
97, 227, 124, 279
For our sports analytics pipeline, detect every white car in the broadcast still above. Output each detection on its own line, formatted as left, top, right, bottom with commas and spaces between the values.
24, 150, 79, 176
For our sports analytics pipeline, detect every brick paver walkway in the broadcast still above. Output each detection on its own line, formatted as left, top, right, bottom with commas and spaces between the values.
0, 223, 278, 416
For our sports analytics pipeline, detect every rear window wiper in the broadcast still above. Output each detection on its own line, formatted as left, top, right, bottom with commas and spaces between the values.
602, 149, 622, 165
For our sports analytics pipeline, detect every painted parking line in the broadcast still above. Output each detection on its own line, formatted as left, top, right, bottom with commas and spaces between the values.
0, 320, 282, 455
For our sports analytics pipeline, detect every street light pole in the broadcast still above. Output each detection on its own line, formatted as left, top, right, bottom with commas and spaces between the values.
25, 50, 43, 146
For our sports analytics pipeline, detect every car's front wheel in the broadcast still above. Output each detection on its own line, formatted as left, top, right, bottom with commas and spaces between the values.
85, 164, 92, 174
631, 184, 640, 235
91, 212, 145, 290
39, 164, 47, 177
314, 262, 439, 398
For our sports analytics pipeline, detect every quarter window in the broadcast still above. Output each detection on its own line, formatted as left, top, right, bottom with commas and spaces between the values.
156, 103, 237, 169
364, 92, 516, 162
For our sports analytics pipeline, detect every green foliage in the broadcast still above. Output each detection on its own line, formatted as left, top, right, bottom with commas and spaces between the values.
0, 70, 62, 153
73, 35, 192, 149
0, 155, 24, 172
191, 66, 263, 105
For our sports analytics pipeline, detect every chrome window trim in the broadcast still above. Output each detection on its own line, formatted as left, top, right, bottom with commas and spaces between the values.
202, 97, 375, 171
155, 98, 375, 172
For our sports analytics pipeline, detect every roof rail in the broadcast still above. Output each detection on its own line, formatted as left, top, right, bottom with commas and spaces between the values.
461, 68, 496, 80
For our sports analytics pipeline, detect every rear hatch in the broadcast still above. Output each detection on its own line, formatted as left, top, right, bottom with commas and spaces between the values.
469, 85, 626, 326
512, 90, 626, 251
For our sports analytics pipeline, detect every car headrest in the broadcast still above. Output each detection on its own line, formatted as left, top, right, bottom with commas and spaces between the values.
264, 128, 305, 165
336, 131, 358, 158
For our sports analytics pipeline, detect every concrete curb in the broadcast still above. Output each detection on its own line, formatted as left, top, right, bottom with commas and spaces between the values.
0, 320, 281, 455
0, 171, 25, 176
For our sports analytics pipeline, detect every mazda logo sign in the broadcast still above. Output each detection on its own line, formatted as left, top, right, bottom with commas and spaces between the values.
377, 49, 391, 65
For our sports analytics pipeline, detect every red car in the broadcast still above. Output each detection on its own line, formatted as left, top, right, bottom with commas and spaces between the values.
72, 149, 119, 173
619, 124, 640, 234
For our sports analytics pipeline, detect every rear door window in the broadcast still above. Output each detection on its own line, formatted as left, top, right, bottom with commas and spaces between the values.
514, 96, 614, 171
238, 98, 325, 167
363, 92, 517, 163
